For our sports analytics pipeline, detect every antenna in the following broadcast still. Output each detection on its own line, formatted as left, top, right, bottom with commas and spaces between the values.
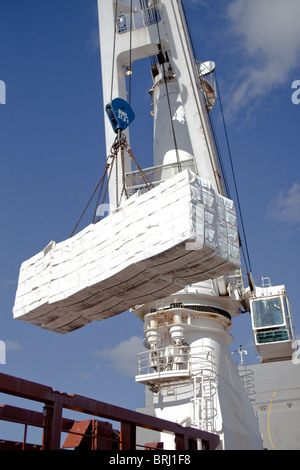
232, 345, 248, 367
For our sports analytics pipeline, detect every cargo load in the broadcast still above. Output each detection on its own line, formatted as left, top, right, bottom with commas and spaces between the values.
13, 169, 240, 334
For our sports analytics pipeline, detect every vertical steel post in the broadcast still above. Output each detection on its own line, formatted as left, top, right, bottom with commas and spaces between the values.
42, 398, 63, 450
175, 433, 189, 450
120, 421, 136, 450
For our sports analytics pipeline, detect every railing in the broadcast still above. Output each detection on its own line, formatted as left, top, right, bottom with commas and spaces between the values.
137, 344, 218, 378
142, 6, 161, 26
192, 370, 217, 433
136, 344, 218, 433
196, 61, 217, 93
195, 61, 217, 113
126, 159, 195, 194
0, 372, 220, 450
116, 6, 161, 34
237, 365, 256, 397
137, 345, 190, 378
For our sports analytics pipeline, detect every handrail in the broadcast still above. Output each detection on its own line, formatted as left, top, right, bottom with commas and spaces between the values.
136, 344, 216, 378
0, 372, 219, 450
116, 6, 162, 34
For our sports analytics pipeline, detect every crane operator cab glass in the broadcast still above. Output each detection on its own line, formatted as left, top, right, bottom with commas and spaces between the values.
250, 287, 296, 363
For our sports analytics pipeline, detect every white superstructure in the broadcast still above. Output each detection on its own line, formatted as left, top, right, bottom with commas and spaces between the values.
97, 0, 263, 450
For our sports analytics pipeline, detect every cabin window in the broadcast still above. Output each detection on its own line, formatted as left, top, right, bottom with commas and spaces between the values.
252, 297, 284, 328
256, 329, 289, 344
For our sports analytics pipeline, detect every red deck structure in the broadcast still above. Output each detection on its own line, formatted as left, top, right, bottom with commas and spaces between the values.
0, 372, 219, 450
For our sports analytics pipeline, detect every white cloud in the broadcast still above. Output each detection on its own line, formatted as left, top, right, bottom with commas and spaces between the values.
78, 371, 93, 381
87, 27, 100, 53
269, 182, 300, 226
5, 340, 22, 352
93, 335, 144, 377
2, 279, 16, 290
226, 0, 300, 114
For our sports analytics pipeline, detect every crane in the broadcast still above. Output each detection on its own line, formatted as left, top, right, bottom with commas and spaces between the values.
97, 0, 297, 449
12, 0, 297, 450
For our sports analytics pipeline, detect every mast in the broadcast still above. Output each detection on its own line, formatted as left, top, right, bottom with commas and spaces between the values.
97, 0, 264, 450
97, 0, 225, 208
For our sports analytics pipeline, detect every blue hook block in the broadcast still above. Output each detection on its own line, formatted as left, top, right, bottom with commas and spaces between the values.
105, 98, 135, 133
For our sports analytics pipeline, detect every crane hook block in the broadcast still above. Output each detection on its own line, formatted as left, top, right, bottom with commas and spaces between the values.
105, 98, 135, 134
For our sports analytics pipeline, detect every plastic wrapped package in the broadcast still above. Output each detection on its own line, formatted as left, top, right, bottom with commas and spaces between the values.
13, 169, 241, 334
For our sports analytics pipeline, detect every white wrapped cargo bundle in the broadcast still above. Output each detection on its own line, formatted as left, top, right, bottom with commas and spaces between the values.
12, 169, 241, 334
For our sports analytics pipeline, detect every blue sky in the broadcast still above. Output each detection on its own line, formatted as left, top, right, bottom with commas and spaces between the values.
0, 0, 300, 443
